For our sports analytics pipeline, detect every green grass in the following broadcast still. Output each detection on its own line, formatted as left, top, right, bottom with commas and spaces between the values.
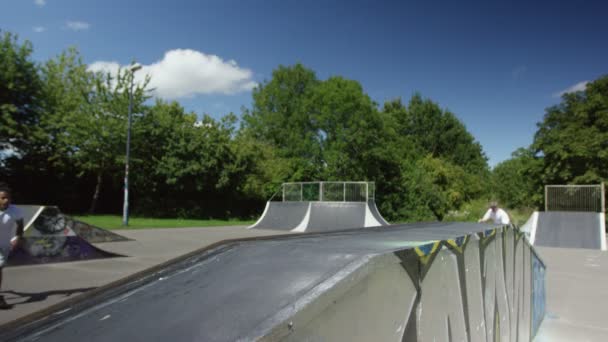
72, 215, 254, 230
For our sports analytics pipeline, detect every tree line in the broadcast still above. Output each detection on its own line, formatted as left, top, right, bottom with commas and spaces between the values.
1, 30, 606, 220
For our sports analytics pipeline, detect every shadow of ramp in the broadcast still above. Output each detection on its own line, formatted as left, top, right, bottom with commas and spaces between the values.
1, 288, 97, 306
7, 236, 124, 266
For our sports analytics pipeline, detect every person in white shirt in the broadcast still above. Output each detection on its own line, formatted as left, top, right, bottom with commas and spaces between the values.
478, 201, 511, 225
0, 183, 24, 310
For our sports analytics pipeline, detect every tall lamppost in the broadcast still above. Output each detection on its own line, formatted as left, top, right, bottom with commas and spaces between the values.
123, 62, 142, 226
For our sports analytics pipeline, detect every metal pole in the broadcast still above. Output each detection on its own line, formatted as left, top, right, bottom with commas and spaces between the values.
122, 64, 141, 226
602, 182, 606, 213
320, 182, 323, 202
122, 77, 134, 226
545, 185, 549, 211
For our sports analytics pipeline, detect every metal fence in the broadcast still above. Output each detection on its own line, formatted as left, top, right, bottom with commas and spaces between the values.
545, 183, 605, 212
281, 182, 375, 202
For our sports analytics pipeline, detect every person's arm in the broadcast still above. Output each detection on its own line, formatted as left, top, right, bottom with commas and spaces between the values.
10, 218, 25, 250
478, 209, 491, 223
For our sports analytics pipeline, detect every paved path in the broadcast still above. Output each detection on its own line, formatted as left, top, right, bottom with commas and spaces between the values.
0, 226, 287, 325
535, 246, 608, 341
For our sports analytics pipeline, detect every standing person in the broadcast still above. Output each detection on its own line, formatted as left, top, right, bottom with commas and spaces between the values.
0, 183, 24, 309
478, 201, 511, 225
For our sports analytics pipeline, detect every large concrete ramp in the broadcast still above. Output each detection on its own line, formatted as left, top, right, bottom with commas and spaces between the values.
527, 211, 606, 250
0, 223, 545, 341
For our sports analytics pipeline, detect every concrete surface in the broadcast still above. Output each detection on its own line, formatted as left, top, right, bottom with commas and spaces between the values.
0, 223, 544, 341
0, 226, 287, 325
535, 246, 608, 341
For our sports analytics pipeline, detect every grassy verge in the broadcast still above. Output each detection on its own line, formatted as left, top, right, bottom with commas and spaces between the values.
73, 215, 254, 230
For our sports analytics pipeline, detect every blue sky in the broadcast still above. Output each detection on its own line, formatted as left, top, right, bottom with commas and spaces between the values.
2, 0, 607, 166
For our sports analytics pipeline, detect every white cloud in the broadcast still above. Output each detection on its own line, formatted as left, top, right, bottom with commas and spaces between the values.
66, 21, 90, 31
33, 26, 46, 33
88, 49, 257, 98
553, 80, 589, 98
34, 0, 46, 7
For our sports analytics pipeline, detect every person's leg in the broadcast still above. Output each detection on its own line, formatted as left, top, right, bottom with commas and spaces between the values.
0, 252, 11, 309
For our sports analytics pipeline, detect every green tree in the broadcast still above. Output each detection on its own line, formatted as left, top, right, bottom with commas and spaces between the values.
491, 148, 542, 208
390, 94, 488, 175
0, 31, 42, 156
52, 62, 150, 212
533, 75, 608, 185
242, 63, 322, 180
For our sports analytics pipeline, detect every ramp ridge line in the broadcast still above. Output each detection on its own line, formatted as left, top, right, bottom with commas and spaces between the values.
600, 213, 607, 251
248, 202, 270, 229
529, 211, 539, 245
364, 202, 382, 227
291, 202, 312, 232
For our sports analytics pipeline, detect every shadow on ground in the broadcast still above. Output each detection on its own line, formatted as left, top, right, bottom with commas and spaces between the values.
1, 287, 97, 306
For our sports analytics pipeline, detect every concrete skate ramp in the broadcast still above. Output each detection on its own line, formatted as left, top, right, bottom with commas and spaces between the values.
248, 201, 310, 230
304, 202, 367, 232
1, 223, 545, 342
8, 236, 122, 266
368, 199, 389, 225
8, 206, 125, 265
534, 211, 605, 250
250, 200, 389, 232
17, 205, 130, 243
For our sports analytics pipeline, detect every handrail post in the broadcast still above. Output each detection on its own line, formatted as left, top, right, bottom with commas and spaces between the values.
602, 182, 606, 213
320, 182, 323, 202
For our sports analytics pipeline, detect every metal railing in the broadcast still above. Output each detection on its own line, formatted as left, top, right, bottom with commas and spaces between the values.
281, 181, 375, 202
545, 183, 605, 212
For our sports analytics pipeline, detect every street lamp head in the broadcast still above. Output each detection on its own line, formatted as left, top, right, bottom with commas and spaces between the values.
128, 63, 142, 73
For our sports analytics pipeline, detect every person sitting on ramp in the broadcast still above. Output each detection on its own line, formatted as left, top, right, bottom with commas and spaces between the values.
478, 201, 511, 225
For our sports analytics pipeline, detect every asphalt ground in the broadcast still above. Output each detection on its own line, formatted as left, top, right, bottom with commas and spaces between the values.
0, 226, 288, 325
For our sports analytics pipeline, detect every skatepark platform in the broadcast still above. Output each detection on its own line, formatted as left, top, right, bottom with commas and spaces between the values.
0, 223, 545, 342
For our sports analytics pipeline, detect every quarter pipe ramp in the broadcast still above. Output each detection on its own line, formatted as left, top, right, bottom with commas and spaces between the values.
521, 211, 607, 250
249, 200, 389, 232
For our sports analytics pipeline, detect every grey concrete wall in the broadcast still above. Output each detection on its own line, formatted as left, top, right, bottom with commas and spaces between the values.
266, 226, 545, 342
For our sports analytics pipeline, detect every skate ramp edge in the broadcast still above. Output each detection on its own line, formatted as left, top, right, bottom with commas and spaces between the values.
0, 224, 546, 341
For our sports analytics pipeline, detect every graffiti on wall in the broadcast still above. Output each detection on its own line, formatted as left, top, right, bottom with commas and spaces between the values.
397, 226, 545, 341
282, 225, 546, 342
